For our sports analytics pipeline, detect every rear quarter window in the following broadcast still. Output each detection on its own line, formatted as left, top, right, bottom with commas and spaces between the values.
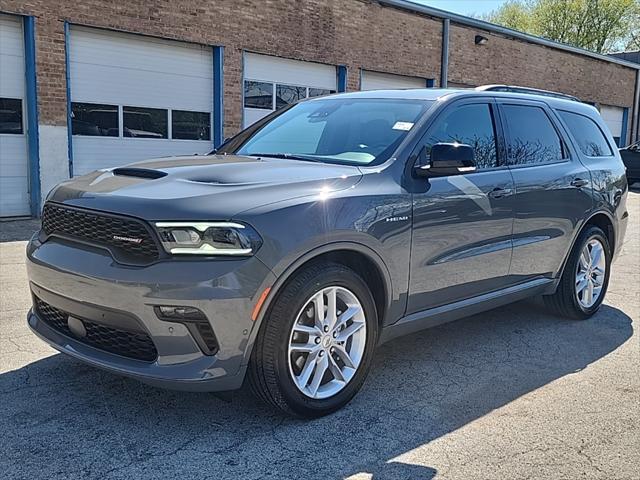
558, 110, 613, 157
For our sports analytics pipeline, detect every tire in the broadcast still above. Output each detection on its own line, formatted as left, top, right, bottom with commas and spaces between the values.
544, 225, 611, 320
248, 262, 378, 418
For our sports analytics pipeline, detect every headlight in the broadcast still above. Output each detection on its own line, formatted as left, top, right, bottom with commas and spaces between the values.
154, 222, 262, 256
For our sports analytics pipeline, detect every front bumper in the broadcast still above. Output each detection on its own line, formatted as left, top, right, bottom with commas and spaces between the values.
26, 234, 275, 391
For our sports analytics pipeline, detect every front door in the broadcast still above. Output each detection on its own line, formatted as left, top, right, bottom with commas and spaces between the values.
407, 99, 515, 314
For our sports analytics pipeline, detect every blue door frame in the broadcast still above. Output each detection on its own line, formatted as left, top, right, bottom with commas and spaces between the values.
23, 16, 41, 217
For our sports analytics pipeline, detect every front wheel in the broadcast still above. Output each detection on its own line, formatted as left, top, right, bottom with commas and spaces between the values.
544, 225, 611, 320
248, 263, 378, 417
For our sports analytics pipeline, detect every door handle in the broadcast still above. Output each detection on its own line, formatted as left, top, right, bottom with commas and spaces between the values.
570, 178, 589, 188
488, 187, 513, 199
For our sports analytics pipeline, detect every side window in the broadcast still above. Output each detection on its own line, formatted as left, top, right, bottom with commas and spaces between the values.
502, 105, 566, 166
558, 110, 613, 157
421, 103, 498, 169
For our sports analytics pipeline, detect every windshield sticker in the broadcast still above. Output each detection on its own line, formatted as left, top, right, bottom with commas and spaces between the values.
392, 121, 414, 131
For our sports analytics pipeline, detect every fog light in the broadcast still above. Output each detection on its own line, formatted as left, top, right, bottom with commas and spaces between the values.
154, 305, 218, 355
155, 305, 206, 321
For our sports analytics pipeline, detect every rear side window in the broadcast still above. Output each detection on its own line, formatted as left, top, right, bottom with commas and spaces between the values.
502, 105, 566, 166
558, 110, 613, 157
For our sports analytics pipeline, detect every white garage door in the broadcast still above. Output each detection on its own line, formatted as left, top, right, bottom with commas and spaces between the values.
0, 14, 30, 217
360, 70, 426, 91
243, 53, 337, 128
599, 105, 624, 146
69, 27, 214, 176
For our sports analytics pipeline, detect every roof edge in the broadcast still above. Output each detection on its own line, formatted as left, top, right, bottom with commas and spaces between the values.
379, 0, 640, 71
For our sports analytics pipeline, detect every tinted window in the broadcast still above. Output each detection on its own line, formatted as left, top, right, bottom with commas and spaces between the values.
123, 106, 167, 139
72, 102, 118, 137
276, 85, 307, 109
0, 98, 23, 134
172, 110, 210, 141
503, 105, 565, 165
559, 110, 613, 157
422, 103, 498, 169
244, 81, 273, 109
309, 88, 335, 98
235, 99, 431, 165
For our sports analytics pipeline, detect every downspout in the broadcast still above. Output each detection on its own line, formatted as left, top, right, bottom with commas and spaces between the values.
632, 70, 639, 142
441, 18, 449, 88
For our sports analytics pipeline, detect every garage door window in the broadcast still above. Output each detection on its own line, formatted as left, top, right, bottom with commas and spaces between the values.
0, 98, 23, 135
276, 85, 307, 109
123, 106, 167, 139
172, 110, 211, 141
72, 102, 118, 137
309, 88, 333, 98
245, 80, 336, 111
245, 81, 274, 109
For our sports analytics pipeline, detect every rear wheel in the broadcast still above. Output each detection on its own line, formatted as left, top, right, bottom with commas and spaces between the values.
248, 263, 378, 417
544, 225, 611, 319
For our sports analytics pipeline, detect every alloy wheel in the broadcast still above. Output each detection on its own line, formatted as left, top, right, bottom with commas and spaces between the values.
287, 286, 367, 399
575, 238, 606, 309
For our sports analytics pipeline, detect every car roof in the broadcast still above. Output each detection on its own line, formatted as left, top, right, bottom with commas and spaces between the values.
322, 88, 600, 116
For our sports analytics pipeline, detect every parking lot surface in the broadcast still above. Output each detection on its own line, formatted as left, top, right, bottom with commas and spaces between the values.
1, 192, 638, 480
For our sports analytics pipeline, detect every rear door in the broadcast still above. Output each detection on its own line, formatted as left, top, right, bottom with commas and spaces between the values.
497, 99, 592, 280
407, 97, 516, 313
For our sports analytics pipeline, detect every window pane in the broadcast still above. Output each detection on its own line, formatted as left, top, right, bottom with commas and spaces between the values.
123, 106, 167, 138
0, 98, 23, 134
503, 105, 564, 165
276, 85, 307, 109
559, 110, 613, 157
308, 88, 335, 98
172, 110, 211, 140
422, 103, 497, 169
71, 102, 118, 137
245, 81, 273, 109
236, 99, 431, 165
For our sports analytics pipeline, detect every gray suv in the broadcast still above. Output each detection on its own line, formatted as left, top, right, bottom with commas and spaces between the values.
27, 87, 629, 417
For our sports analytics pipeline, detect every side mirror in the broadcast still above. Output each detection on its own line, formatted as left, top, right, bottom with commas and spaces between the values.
414, 143, 477, 177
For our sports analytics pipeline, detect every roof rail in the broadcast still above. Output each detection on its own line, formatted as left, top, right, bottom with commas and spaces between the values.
475, 85, 581, 102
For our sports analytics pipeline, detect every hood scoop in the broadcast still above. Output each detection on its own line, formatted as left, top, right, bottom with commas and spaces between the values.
112, 167, 167, 179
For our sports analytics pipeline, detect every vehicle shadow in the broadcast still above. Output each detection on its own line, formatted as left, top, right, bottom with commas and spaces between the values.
0, 300, 632, 480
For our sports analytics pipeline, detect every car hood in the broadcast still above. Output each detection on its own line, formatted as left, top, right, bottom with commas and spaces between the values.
47, 154, 363, 220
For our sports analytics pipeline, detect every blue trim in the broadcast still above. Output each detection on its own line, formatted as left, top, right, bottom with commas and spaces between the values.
426, 78, 435, 88
620, 107, 629, 147
64, 21, 73, 176
337, 65, 348, 92
23, 16, 41, 217
213, 46, 224, 148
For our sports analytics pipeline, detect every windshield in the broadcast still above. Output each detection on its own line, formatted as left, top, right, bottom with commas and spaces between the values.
234, 98, 433, 166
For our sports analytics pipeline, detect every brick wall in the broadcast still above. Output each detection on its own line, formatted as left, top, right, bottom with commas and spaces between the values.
0, 0, 636, 137
448, 24, 636, 108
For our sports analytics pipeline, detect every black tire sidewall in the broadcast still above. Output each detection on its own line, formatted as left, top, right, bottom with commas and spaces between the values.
268, 264, 378, 417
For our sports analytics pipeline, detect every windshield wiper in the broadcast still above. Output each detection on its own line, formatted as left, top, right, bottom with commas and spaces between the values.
248, 153, 323, 163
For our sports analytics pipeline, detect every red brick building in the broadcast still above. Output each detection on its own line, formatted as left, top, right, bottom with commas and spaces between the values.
0, 0, 638, 217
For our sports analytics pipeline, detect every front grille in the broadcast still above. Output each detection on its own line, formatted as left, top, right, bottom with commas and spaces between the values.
42, 203, 160, 263
35, 297, 158, 362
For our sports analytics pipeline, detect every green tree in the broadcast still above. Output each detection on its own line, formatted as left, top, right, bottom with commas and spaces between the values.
481, 0, 639, 53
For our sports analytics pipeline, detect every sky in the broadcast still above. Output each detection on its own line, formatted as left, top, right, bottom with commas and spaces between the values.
410, 0, 508, 17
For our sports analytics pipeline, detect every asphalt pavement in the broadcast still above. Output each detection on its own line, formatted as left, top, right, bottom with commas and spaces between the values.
1, 191, 638, 480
